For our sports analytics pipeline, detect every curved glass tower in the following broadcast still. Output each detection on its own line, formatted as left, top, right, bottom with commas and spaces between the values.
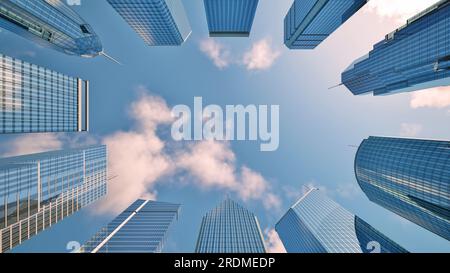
275, 188, 408, 253
195, 198, 266, 253
355, 136, 450, 241
0, 0, 102, 57
342, 0, 450, 95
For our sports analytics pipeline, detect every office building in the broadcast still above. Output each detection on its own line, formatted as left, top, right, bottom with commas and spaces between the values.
204, 0, 259, 37
342, 0, 450, 95
107, 0, 191, 46
0, 145, 108, 253
355, 136, 450, 241
0, 53, 89, 134
195, 198, 266, 253
284, 0, 368, 49
276, 188, 408, 253
0, 0, 102, 57
81, 199, 180, 253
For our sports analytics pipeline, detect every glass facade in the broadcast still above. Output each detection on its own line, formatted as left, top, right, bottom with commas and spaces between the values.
0, 0, 102, 57
355, 136, 450, 241
81, 199, 180, 253
275, 188, 408, 253
0, 54, 89, 134
284, 0, 367, 49
107, 0, 191, 46
0, 145, 107, 253
342, 0, 450, 95
204, 0, 259, 37
195, 198, 266, 253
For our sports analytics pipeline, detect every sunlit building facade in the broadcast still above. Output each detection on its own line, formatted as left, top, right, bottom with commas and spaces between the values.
355, 136, 450, 241
284, 0, 368, 49
0, 0, 103, 57
195, 198, 266, 253
107, 0, 191, 46
81, 199, 180, 253
276, 188, 408, 253
342, 0, 450, 95
0, 54, 89, 134
0, 145, 108, 253
204, 0, 259, 37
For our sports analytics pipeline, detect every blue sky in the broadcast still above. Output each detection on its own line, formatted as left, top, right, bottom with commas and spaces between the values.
1, 0, 449, 253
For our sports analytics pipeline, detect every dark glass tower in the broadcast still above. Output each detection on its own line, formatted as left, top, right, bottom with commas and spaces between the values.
204, 0, 259, 37
107, 0, 191, 46
276, 188, 408, 253
284, 0, 368, 49
0, 53, 89, 133
0, 0, 102, 57
342, 0, 450, 95
355, 136, 450, 241
195, 198, 266, 253
0, 146, 108, 253
81, 199, 180, 253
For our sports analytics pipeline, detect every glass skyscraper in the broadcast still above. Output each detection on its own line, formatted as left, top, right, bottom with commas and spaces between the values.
204, 0, 259, 37
195, 198, 266, 253
342, 0, 450, 95
81, 199, 180, 253
355, 136, 450, 241
0, 53, 89, 134
276, 188, 408, 253
284, 0, 368, 49
0, 0, 103, 57
107, 0, 191, 46
0, 145, 108, 253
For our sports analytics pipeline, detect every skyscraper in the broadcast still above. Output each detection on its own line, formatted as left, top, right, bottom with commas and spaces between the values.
342, 0, 450, 95
107, 0, 191, 46
204, 0, 259, 37
284, 0, 367, 49
81, 199, 180, 253
355, 136, 450, 241
195, 198, 266, 253
0, 146, 108, 253
0, 53, 89, 134
0, 0, 103, 57
276, 188, 408, 253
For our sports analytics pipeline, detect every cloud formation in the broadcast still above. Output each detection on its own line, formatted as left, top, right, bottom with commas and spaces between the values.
1, 87, 281, 215
399, 123, 423, 137
242, 39, 281, 71
1, 133, 63, 157
410, 87, 450, 109
176, 141, 281, 210
264, 228, 286, 253
199, 39, 231, 69
199, 38, 281, 71
366, 0, 441, 22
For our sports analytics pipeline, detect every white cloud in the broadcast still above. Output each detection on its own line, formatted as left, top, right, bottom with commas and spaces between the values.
1, 133, 63, 157
199, 38, 281, 71
366, 0, 441, 22
95, 91, 176, 214
264, 228, 286, 253
399, 123, 423, 137
410, 87, 450, 109
335, 183, 362, 199
176, 141, 281, 210
242, 39, 281, 71
1, 88, 281, 215
199, 39, 231, 69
